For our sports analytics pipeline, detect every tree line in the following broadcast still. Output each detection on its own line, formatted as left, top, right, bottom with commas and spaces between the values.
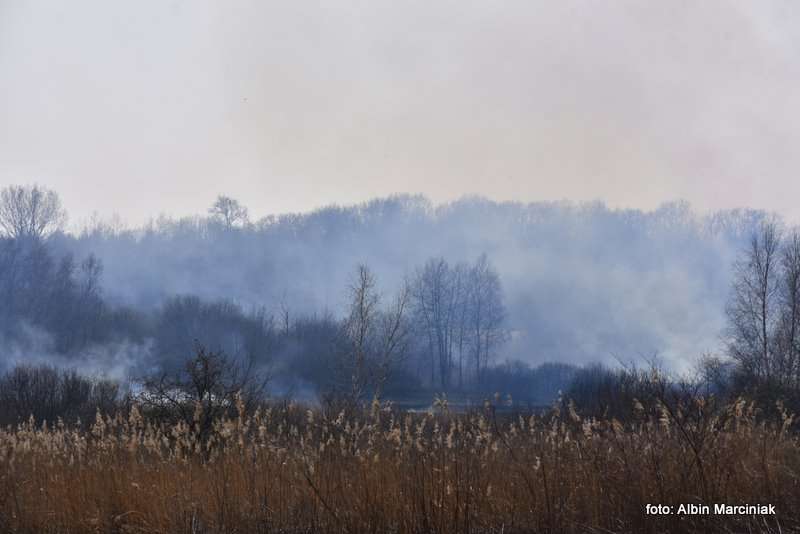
724, 221, 800, 402
4, 183, 800, 417
0, 185, 512, 403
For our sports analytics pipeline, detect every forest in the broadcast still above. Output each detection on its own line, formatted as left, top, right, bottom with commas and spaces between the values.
0, 183, 790, 408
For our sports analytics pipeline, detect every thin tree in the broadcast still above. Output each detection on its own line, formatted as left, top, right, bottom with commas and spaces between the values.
726, 221, 782, 382
373, 279, 411, 398
342, 265, 379, 402
778, 230, 800, 387
412, 258, 457, 389
468, 254, 507, 381
338, 265, 411, 403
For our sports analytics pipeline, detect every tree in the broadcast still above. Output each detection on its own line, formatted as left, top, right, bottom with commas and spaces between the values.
373, 277, 412, 398
336, 265, 411, 404
74, 253, 104, 347
777, 230, 800, 387
410, 254, 507, 389
0, 365, 120, 425
153, 296, 275, 371
724, 221, 800, 393
412, 258, 459, 389
140, 346, 268, 441
341, 265, 379, 402
452, 262, 471, 388
726, 221, 782, 383
0, 185, 67, 240
208, 195, 248, 229
467, 254, 507, 381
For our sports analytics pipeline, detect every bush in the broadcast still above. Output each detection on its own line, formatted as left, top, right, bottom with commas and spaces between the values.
0, 364, 123, 426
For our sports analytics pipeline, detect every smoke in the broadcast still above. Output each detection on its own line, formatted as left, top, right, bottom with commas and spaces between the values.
45, 195, 768, 372
0, 321, 153, 381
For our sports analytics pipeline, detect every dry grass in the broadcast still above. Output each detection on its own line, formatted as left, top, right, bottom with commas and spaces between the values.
1, 397, 799, 534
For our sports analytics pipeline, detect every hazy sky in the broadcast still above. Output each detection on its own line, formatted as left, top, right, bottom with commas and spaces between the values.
2, 1, 800, 225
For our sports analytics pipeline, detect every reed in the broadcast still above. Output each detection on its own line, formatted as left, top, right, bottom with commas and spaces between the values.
0, 397, 797, 533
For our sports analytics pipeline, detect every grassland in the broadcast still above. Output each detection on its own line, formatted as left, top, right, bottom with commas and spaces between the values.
0, 397, 798, 533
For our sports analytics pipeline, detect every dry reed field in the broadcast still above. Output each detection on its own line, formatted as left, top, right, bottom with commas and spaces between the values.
0, 397, 799, 534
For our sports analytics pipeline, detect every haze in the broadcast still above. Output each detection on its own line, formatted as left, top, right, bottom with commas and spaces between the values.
2, 1, 800, 224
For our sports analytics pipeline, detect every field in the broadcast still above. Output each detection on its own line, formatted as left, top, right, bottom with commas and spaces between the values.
1, 398, 798, 534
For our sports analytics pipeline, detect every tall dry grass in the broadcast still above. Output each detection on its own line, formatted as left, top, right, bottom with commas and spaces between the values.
0, 396, 798, 533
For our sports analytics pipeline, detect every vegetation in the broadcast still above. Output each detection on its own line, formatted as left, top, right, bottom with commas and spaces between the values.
1, 184, 770, 385
0, 185, 513, 400
0, 352, 796, 533
4, 185, 800, 532
0, 391, 798, 533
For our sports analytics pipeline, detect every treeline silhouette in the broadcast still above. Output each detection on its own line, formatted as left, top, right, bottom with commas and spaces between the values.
52, 190, 767, 368
2, 184, 795, 416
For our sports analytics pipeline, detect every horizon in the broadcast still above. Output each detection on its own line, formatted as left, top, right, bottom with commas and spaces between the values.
58, 192, 780, 235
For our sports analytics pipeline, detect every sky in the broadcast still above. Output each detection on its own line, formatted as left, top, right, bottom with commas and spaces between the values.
1, 0, 800, 226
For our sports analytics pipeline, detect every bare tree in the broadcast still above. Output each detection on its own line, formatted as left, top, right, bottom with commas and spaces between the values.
140, 346, 268, 441
373, 279, 411, 398
777, 230, 800, 387
337, 265, 411, 403
452, 261, 470, 389
75, 253, 104, 347
412, 258, 458, 389
726, 221, 782, 383
342, 265, 379, 402
0, 365, 121, 425
208, 195, 249, 229
79, 253, 103, 299
410, 254, 507, 389
0, 185, 67, 240
467, 254, 507, 381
